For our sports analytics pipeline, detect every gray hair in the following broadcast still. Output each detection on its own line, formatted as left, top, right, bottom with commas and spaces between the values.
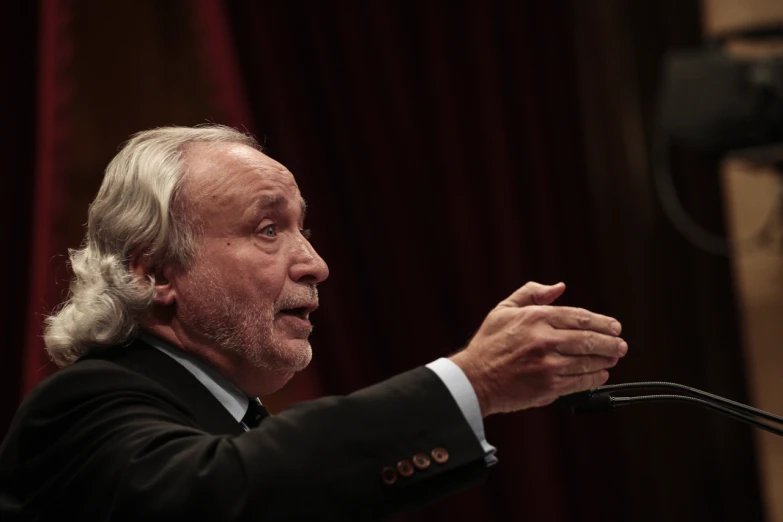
44, 124, 259, 366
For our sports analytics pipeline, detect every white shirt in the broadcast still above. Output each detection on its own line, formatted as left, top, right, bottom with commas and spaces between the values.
139, 332, 496, 465
140, 332, 250, 423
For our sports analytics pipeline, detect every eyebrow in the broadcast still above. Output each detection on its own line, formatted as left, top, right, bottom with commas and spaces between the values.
255, 194, 308, 222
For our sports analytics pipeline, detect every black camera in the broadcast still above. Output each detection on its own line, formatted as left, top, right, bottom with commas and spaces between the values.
659, 25, 783, 162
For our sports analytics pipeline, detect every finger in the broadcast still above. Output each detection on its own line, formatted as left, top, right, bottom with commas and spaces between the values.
562, 370, 610, 394
554, 330, 628, 358
557, 355, 618, 376
545, 307, 622, 336
500, 281, 566, 308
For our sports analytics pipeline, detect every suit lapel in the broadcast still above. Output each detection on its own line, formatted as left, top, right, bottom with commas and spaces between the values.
85, 339, 245, 436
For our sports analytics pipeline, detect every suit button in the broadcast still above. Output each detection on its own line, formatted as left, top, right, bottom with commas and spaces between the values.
412, 453, 431, 470
381, 466, 398, 485
397, 459, 414, 477
431, 447, 449, 464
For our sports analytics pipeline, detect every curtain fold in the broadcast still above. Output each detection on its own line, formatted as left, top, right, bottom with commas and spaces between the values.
1, 0, 39, 436
569, 1, 764, 520
22, 0, 74, 396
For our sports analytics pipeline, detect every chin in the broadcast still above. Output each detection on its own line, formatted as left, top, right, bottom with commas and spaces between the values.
287, 341, 313, 371
249, 339, 312, 373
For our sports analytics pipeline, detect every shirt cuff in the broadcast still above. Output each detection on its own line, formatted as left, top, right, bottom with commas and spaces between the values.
425, 357, 498, 466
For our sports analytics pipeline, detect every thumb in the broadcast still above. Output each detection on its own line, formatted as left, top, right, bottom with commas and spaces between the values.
500, 282, 566, 308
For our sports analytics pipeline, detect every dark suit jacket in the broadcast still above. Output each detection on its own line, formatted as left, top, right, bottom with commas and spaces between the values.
0, 338, 487, 521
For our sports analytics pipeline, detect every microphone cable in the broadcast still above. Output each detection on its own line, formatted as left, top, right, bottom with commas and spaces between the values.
562, 381, 783, 437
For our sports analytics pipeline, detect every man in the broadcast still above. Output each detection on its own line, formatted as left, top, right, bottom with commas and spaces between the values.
0, 125, 627, 520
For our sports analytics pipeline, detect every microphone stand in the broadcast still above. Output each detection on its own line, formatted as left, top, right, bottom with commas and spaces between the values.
562, 381, 783, 437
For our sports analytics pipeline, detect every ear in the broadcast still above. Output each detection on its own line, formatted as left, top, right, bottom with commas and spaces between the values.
128, 247, 177, 307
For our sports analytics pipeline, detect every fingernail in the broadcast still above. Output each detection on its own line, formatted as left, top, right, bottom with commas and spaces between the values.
610, 321, 622, 335
618, 340, 628, 356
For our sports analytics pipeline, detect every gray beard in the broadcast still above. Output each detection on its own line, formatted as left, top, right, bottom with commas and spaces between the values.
179, 266, 314, 373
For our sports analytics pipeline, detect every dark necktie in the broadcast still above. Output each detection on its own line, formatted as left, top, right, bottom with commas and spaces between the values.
241, 398, 269, 429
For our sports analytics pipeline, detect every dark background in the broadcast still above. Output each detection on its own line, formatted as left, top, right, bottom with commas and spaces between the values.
1, 1, 766, 520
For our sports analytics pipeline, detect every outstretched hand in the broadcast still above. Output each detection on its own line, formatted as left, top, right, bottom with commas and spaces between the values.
450, 282, 627, 417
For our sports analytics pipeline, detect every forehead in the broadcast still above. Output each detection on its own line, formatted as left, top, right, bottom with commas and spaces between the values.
181, 142, 304, 219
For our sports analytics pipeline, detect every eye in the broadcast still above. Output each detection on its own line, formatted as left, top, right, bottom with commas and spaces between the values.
301, 228, 312, 240
259, 224, 277, 238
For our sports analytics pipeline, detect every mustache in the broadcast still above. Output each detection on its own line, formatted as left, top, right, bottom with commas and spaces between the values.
275, 285, 319, 312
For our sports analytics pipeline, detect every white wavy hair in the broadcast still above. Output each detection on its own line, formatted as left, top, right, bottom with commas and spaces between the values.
44, 124, 259, 366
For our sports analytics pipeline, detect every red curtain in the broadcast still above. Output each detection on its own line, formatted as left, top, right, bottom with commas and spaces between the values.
3, 1, 765, 521
1, 1, 38, 433
21, 0, 75, 396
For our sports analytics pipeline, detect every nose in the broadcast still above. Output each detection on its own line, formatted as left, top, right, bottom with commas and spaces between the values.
289, 236, 329, 285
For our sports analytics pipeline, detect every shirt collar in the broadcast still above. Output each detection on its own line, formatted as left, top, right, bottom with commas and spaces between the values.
137, 331, 250, 423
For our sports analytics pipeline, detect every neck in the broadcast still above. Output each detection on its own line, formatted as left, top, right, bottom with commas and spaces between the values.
140, 322, 294, 397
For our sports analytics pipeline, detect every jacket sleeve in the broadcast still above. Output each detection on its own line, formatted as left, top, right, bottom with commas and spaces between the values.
2, 363, 488, 521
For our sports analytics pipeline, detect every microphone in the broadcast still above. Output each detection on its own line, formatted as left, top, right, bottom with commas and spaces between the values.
559, 390, 613, 414
559, 381, 783, 437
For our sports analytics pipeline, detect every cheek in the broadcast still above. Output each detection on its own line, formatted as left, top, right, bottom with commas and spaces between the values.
176, 266, 221, 304
224, 266, 288, 311
177, 250, 231, 297
249, 269, 287, 304
189, 244, 289, 303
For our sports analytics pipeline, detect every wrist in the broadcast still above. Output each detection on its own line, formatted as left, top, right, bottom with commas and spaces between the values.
449, 351, 492, 417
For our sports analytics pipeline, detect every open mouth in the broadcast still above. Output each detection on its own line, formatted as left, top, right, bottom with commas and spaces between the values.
278, 303, 317, 320
279, 307, 310, 320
